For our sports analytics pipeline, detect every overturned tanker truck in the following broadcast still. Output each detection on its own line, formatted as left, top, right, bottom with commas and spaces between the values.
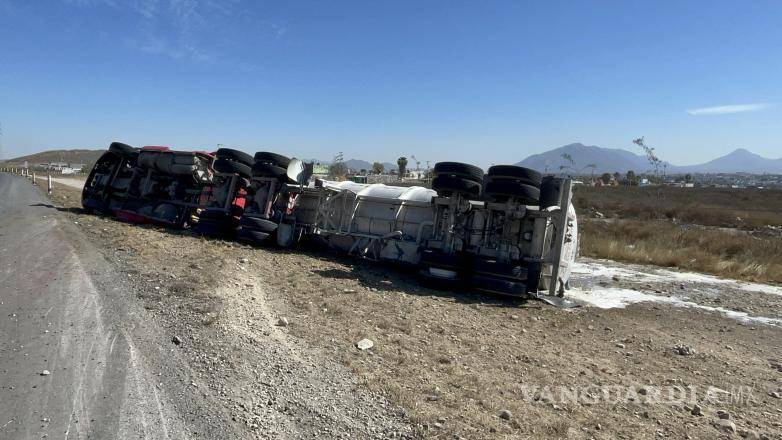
83, 142, 578, 303
238, 156, 578, 303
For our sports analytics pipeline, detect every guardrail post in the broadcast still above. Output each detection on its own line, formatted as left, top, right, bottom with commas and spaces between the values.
47, 174, 52, 195
32, 172, 36, 185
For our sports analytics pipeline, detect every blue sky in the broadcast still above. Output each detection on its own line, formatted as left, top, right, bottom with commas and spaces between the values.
1, 0, 780, 166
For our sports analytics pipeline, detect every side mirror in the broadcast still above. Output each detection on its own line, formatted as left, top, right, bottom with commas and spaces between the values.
286, 159, 313, 185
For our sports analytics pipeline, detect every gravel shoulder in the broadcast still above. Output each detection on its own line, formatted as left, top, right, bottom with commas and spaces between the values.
0, 173, 237, 439
35, 178, 412, 439
37, 179, 782, 440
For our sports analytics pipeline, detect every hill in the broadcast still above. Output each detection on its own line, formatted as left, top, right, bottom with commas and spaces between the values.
343, 159, 398, 173
674, 148, 782, 174
2, 149, 105, 167
517, 143, 659, 174
517, 143, 782, 175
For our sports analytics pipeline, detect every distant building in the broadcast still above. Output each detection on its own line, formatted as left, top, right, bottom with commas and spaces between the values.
44, 162, 85, 172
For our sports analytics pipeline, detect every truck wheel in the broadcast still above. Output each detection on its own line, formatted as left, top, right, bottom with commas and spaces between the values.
251, 162, 287, 179
539, 176, 561, 209
483, 178, 540, 204
108, 142, 137, 157
254, 152, 291, 168
195, 219, 233, 237
214, 158, 252, 178
486, 165, 542, 187
198, 209, 232, 221
433, 162, 484, 183
240, 216, 278, 233
216, 148, 254, 167
431, 175, 481, 198
237, 228, 270, 243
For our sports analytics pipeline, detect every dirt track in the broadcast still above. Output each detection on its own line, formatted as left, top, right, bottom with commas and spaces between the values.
25, 177, 782, 439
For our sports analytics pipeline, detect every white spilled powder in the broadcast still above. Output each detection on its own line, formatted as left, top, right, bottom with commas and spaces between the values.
572, 261, 782, 297
568, 287, 782, 326
567, 287, 666, 309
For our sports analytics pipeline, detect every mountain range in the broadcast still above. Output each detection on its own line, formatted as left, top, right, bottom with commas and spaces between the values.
516, 143, 782, 175
343, 159, 398, 172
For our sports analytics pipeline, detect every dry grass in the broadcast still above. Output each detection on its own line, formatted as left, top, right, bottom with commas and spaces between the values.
574, 185, 782, 229
575, 185, 782, 283
580, 219, 782, 283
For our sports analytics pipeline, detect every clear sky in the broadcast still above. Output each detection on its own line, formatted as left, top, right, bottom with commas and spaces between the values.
1, 0, 780, 166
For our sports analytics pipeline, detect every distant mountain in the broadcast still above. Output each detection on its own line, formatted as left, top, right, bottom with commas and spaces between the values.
343, 159, 397, 172
2, 149, 105, 166
517, 143, 660, 174
517, 143, 782, 175
674, 148, 782, 174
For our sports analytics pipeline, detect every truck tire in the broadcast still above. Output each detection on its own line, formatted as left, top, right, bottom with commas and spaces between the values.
251, 162, 287, 179
433, 162, 484, 183
254, 152, 290, 168
199, 209, 226, 220
108, 142, 137, 157
539, 176, 561, 209
431, 175, 481, 198
237, 228, 270, 243
194, 219, 224, 236
486, 165, 542, 187
214, 158, 252, 178
216, 148, 254, 167
483, 178, 540, 204
240, 216, 278, 233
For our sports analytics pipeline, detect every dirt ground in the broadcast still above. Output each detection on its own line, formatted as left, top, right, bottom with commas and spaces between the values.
44, 182, 782, 439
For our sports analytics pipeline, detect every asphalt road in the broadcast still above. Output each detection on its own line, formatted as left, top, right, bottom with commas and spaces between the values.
0, 173, 200, 439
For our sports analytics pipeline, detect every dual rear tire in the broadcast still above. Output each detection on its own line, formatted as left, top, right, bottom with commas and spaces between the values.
214, 148, 253, 179
430, 161, 544, 205
431, 162, 484, 198
252, 152, 293, 182
237, 214, 277, 244
483, 165, 542, 204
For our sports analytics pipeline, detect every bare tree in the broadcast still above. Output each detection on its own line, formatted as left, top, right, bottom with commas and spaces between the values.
559, 153, 575, 176
633, 137, 662, 179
